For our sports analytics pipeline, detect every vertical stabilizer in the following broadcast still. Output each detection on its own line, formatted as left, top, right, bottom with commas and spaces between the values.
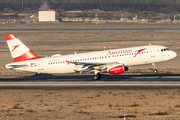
4, 34, 41, 62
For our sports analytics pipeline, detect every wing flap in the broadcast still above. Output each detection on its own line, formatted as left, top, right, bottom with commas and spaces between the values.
69, 61, 119, 72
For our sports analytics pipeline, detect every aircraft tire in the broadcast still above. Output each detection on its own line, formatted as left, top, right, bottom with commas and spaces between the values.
93, 73, 101, 80
154, 69, 158, 74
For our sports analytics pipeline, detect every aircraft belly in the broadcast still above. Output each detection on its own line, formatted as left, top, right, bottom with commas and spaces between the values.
43, 64, 75, 74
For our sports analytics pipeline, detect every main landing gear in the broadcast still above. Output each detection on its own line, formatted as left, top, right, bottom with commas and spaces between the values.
93, 73, 101, 80
152, 63, 158, 74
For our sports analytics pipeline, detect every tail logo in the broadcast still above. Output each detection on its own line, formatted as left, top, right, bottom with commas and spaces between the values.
12, 45, 20, 52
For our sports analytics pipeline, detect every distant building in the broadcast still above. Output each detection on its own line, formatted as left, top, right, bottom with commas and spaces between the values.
67, 10, 82, 13
39, 10, 56, 22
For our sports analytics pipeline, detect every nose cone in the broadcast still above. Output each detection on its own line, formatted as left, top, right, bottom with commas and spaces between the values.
171, 51, 177, 59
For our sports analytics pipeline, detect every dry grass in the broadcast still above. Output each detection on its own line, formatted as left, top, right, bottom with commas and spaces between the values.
0, 89, 180, 120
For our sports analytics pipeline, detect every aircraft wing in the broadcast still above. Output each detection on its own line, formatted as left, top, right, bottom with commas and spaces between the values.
67, 61, 119, 72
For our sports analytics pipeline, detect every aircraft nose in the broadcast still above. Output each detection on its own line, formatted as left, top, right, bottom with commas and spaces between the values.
172, 51, 177, 58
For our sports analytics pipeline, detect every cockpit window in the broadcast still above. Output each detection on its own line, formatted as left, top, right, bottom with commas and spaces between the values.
161, 48, 170, 52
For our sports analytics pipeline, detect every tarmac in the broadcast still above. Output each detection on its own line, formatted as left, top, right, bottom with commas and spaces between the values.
0, 74, 180, 87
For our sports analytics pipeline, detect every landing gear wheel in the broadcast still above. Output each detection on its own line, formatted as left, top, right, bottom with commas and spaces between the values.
154, 69, 158, 74
93, 73, 101, 80
152, 63, 158, 74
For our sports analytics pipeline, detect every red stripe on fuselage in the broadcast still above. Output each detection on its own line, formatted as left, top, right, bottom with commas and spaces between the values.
13, 50, 41, 62
4, 34, 17, 41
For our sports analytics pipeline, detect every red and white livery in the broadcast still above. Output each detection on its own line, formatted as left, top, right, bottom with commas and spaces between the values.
4, 34, 177, 80
5, 34, 41, 62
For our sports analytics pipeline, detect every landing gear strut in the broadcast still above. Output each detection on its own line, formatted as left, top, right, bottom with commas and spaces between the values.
93, 73, 101, 80
152, 63, 158, 74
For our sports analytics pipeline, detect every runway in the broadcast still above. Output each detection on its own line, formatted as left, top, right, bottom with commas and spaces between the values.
0, 74, 180, 87
1, 28, 180, 32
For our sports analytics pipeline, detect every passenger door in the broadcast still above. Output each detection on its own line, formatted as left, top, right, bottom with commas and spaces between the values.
150, 47, 156, 57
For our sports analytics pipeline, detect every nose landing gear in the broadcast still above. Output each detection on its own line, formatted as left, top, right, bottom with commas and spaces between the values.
152, 63, 158, 74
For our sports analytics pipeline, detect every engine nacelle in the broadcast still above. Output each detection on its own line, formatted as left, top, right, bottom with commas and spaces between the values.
107, 64, 128, 74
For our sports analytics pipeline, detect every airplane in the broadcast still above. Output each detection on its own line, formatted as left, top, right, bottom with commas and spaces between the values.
4, 34, 177, 80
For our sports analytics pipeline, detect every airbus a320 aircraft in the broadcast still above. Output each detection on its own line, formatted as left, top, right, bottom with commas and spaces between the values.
4, 34, 177, 80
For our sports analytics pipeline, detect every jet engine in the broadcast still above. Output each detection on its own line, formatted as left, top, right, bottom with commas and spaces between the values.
107, 64, 128, 74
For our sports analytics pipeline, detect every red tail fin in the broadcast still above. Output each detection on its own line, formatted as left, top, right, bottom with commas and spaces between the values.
4, 34, 41, 62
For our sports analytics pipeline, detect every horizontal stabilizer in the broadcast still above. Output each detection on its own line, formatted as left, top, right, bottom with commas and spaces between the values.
5, 64, 29, 69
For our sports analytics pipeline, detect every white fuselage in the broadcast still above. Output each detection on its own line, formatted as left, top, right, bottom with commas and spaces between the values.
5, 45, 177, 74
